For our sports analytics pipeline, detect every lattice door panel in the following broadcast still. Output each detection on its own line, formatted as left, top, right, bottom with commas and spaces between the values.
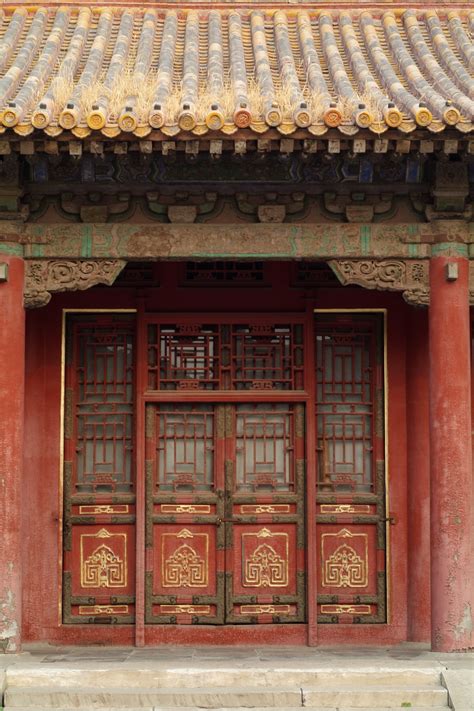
63, 315, 136, 624
315, 314, 387, 624
225, 404, 306, 624
145, 402, 306, 625
145, 404, 225, 624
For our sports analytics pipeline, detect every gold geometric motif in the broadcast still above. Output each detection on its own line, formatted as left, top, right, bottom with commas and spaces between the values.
240, 504, 290, 514
79, 505, 129, 514
161, 504, 211, 514
162, 529, 209, 588
320, 504, 370, 514
78, 604, 129, 615
160, 604, 211, 615
80, 529, 127, 588
242, 529, 288, 588
321, 604, 371, 615
240, 604, 291, 615
322, 528, 368, 588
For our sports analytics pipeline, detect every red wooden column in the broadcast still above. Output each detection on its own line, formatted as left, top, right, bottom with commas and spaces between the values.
429, 246, 473, 652
0, 256, 25, 652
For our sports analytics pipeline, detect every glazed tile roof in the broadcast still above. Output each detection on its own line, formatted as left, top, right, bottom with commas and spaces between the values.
0, 6, 473, 140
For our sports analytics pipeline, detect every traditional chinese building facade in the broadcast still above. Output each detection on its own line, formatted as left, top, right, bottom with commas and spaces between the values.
0, 1, 472, 654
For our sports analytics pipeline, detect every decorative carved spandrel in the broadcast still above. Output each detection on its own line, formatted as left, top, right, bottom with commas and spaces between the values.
330, 258, 474, 306
329, 259, 430, 306
24, 259, 126, 308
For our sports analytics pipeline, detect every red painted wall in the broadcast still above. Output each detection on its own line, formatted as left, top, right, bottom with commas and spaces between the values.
22, 263, 423, 645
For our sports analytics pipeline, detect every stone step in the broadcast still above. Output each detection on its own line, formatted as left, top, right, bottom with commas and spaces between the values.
3, 684, 449, 709
1, 708, 453, 711
5, 667, 441, 688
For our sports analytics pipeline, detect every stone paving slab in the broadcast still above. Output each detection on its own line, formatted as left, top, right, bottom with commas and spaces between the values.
3, 684, 448, 710
0, 645, 471, 711
4, 685, 304, 708
2, 708, 453, 711
442, 669, 474, 711
302, 686, 447, 708
4, 667, 441, 688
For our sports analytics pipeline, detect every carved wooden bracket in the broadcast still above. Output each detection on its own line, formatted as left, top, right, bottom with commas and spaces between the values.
329, 259, 474, 306
328, 259, 430, 306
24, 259, 126, 308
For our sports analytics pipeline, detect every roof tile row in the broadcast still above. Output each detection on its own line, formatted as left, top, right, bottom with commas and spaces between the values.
0, 6, 472, 139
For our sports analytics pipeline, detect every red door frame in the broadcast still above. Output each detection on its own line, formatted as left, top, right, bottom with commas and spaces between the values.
135, 311, 310, 645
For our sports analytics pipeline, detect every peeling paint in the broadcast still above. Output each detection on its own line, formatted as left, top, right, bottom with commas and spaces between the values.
453, 603, 473, 642
0, 588, 19, 652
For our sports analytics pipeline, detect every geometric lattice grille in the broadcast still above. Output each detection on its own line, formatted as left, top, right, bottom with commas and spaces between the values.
156, 405, 214, 492
235, 404, 294, 492
148, 324, 220, 391
183, 261, 265, 286
73, 322, 134, 493
147, 321, 305, 391
232, 325, 304, 390
315, 321, 377, 493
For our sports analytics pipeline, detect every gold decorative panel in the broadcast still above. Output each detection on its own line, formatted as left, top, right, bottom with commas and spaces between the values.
79, 505, 129, 515
162, 529, 209, 588
322, 528, 368, 588
320, 604, 371, 615
320, 504, 370, 514
240, 504, 290, 514
240, 604, 291, 615
242, 528, 288, 588
80, 529, 127, 589
160, 605, 211, 615
161, 504, 211, 514
78, 604, 129, 615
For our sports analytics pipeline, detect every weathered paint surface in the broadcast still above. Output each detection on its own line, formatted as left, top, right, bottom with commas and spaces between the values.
407, 308, 431, 642
0, 222, 457, 260
429, 255, 473, 652
0, 256, 24, 652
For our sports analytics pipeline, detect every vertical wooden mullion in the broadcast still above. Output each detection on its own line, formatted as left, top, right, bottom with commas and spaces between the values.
134, 303, 146, 646
305, 304, 318, 645
215, 403, 226, 624
62, 319, 76, 620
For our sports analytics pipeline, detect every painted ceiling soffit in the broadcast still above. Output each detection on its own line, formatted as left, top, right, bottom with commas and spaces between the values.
0, 7, 472, 142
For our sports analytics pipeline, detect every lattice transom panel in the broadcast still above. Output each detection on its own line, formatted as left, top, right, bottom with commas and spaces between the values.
156, 405, 215, 492
315, 320, 380, 493
235, 404, 294, 492
147, 321, 305, 391
183, 262, 265, 286
73, 323, 135, 493
232, 325, 304, 390
148, 324, 220, 391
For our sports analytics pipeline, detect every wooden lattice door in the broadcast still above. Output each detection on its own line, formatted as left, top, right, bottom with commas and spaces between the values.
144, 402, 305, 624
315, 312, 387, 623
62, 310, 388, 631
63, 314, 136, 624
143, 316, 307, 625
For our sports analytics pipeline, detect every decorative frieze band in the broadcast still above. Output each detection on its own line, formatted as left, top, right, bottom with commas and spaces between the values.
24, 259, 126, 308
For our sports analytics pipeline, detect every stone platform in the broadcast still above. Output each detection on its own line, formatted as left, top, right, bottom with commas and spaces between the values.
0, 644, 472, 711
